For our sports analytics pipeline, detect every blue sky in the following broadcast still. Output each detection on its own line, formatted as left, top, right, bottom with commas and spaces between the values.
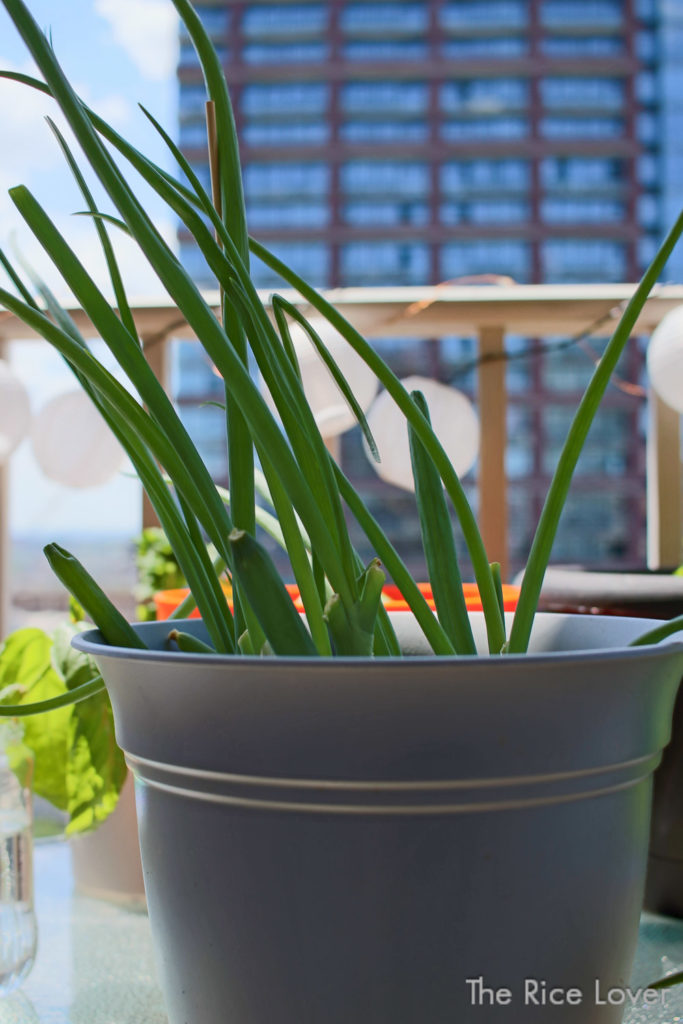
0, 0, 180, 538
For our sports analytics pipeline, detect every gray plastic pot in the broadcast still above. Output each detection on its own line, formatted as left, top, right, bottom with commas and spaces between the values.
74, 612, 683, 1024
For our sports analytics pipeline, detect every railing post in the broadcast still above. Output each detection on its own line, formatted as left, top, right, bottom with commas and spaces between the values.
477, 326, 508, 580
142, 333, 171, 530
647, 389, 682, 568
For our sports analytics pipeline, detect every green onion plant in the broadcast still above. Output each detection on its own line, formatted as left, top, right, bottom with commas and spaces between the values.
1, 0, 683, 717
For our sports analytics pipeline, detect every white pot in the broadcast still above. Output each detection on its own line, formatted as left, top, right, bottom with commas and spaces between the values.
69, 771, 145, 909
74, 613, 683, 1024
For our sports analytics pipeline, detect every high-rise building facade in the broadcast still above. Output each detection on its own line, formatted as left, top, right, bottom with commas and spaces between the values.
176, 0, 680, 574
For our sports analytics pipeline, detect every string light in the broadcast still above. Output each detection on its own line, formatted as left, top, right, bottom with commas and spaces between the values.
31, 390, 125, 488
364, 376, 479, 492
0, 360, 30, 464
647, 305, 683, 413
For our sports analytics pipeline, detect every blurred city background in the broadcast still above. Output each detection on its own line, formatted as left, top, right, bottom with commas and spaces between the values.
1, 0, 683, 628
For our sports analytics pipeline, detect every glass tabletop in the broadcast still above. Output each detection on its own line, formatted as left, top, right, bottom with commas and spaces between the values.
0, 843, 165, 1024
1, 842, 683, 1023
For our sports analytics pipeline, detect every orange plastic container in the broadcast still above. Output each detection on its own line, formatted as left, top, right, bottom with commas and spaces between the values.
154, 582, 520, 620
380, 582, 520, 613
154, 583, 304, 620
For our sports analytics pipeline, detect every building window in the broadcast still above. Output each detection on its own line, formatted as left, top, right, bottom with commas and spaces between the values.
179, 42, 229, 66
635, 0, 656, 19
542, 343, 597, 392
542, 239, 626, 281
176, 345, 224, 402
340, 82, 429, 116
340, 121, 429, 144
636, 30, 656, 62
179, 84, 209, 119
442, 37, 528, 58
241, 4, 328, 38
242, 42, 330, 64
243, 122, 330, 146
540, 2, 622, 28
341, 161, 430, 197
637, 112, 658, 144
440, 2, 529, 29
545, 491, 633, 562
244, 163, 330, 198
440, 78, 528, 113
340, 242, 430, 285
186, 162, 212, 194
637, 154, 658, 186
540, 35, 623, 57
179, 5, 229, 40
437, 336, 477, 393
342, 201, 430, 227
247, 203, 330, 230
441, 200, 529, 224
506, 407, 535, 477
241, 83, 330, 118
541, 198, 625, 223
543, 405, 630, 475
179, 121, 210, 148
441, 118, 528, 140
541, 77, 624, 109
505, 337, 533, 394
636, 71, 657, 104
440, 241, 531, 281
638, 235, 659, 268
539, 117, 623, 139
177, 403, 231, 481
441, 159, 530, 194
250, 242, 330, 288
179, 243, 212, 286
637, 193, 659, 229
343, 40, 429, 61
340, 4, 429, 35
541, 157, 625, 190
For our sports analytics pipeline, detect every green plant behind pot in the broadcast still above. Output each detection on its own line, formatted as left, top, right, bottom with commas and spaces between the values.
0, 0, 683, 674
134, 527, 187, 622
0, 625, 126, 833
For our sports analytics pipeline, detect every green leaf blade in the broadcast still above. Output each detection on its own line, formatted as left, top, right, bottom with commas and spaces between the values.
229, 530, 318, 657
408, 390, 476, 655
509, 207, 683, 654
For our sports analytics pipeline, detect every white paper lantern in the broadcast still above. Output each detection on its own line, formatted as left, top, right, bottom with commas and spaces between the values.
262, 318, 378, 438
647, 305, 683, 414
31, 390, 125, 488
365, 376, 479, 492
0, 360, 31, 464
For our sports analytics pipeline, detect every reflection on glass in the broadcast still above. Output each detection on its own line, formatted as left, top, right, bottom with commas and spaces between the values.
0, 990, 40, 1023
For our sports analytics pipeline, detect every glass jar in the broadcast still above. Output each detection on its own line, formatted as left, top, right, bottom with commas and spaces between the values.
0, 722, 37, 994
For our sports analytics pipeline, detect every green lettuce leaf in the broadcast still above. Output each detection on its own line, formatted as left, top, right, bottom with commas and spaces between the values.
52, 624, 127, 833
0, 625, 126, 834
0, 628, 72, 810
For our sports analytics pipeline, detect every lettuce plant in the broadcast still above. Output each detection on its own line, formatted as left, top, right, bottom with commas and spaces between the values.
1, 0, 683, 705
0, 624, 126, 831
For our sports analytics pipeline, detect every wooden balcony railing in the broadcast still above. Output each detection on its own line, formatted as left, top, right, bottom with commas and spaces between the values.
1, 282, 682, 636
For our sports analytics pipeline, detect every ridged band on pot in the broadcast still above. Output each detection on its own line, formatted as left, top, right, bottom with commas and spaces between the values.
73, 613, 683, 1024
127, 750, 661, 816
